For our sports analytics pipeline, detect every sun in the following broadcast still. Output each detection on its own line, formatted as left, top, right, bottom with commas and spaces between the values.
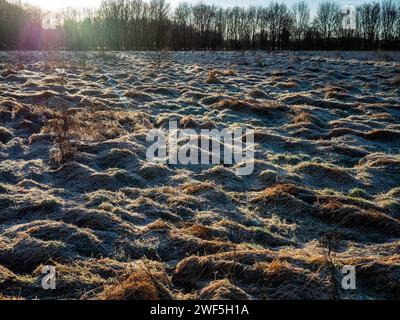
25, 0, 101, 11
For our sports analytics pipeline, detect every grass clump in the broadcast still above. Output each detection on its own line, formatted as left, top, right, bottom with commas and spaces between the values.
37, 197, 63, 214
85, 190, 117, 208
183, 182, 216, 195
222, 69, 237, 76
146, 219, 170, 231
0, 183, 8, 194
43, 103, 79, 165
347, 188, 369, 200
390, 76, 400, 86
205, 70, 220, 84
0, 127, 13, 144
199, 279, 250, 300
270, 152, 311, 166
97, 260, 172, 300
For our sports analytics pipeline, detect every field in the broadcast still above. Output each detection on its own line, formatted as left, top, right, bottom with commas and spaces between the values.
0, 50, 399, 300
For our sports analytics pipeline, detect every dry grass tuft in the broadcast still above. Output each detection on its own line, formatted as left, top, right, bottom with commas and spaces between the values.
292, 112, 313, 124
390, 76, 400, 86
214, 98, 288, 115
43, 104, 77, 164
222, 69, 237, 76
173, 256, 236, 287
1, 66, 17, 77
0, 264, 15, 283
320, 200, 400, 235
179, 115, 199, 129
275, 81, 299, 89
146, 219, 171, 231
124, 90, 153, 102
199, 279, 250, 300
97, 271, 161, 300
0, 126, 13, 144
183, 182, 216, 195
0, 294, 23, 300
256, 259, 296, 278
363, 129, 400, 141
252, 183, 315, 202
42, 102, 150, 165
270, 70, 284, 77
97, 261, 172, 300
324, 86, 347, 99
205, 70, 220, 84
293, 162, 358, 189
291, 111, 326, 128
180, 223, 212, 240
173, 250, 275, 288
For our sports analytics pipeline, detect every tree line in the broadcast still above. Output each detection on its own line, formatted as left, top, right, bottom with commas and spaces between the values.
1, 0, 400, 51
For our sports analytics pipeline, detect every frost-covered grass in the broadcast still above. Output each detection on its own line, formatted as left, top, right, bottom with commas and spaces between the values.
0, 51, 399, 300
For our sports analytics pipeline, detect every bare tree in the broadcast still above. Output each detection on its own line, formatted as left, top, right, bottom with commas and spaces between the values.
314, 1, 341, 49
0, 0, 399, 51
397, 3, 400, 45
173, 2, 192, 50
381, 0, 397, 50
149, 0, 170, 49
268, 2, 293, 50
357, 2, 381, 50
292, 1, 310, 48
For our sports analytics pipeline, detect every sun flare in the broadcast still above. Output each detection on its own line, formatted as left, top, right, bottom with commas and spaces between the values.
24, 0, 101, 11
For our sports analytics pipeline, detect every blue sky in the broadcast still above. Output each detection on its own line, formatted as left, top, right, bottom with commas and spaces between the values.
24, 0, 377, 15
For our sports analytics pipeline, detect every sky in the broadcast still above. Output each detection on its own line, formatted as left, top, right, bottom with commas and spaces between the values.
23, 0, 376, 15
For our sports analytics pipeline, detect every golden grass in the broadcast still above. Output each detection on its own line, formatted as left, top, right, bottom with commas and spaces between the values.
275, 81, 299, 89
324, 86, 347, 99
292, 112, 313, 124
181, 223, 211, 239
146, 219, 171, 231
98, 271, 161, 300
271, 70, 284, 77
222, 69, 237, 76
320, 200, 400, 234
182, 182, 216, 194
256, 259, 294, 277
97, 261, 172, 300
214, 98, 287, 115
253, 183, 302, 199
0, 294, 24, 300
1, 67, 17, 77
205, 70, 220, 84
199, 279, 249, 300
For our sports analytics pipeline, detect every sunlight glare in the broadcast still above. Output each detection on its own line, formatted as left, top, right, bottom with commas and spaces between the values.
25, 0, 101, 11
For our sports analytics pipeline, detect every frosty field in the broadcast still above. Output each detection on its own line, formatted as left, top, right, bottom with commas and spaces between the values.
0, 51, 399, 300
